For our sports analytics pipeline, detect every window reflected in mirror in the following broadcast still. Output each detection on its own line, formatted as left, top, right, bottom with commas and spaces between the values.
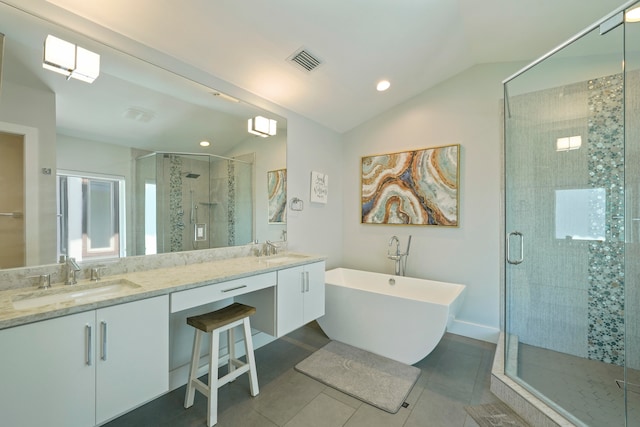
58, 172, 125, 262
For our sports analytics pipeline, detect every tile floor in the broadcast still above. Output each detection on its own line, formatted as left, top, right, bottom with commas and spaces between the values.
518, 343, 640, 426
104, 322, 499, 427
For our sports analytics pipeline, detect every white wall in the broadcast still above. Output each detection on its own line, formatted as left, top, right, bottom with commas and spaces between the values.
286, 112, 344, 269
0, 80, 57, 266
341, 63, 524, 341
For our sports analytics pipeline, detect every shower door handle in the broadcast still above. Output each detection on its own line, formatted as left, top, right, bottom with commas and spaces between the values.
507, 231, 524, 265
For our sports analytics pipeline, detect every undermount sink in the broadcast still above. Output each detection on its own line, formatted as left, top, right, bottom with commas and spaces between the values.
11, 278, 141, 311
262, 253, 309, 266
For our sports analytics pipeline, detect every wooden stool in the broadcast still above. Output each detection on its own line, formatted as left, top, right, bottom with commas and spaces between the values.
184, 303, 259, 426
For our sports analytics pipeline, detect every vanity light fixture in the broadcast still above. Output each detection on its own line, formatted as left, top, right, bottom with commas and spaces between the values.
43, 35, 100, 83
556, 135, 582, 152
626, 5, 640, 22
248, 116, 277, 137
376, 80, 391, 91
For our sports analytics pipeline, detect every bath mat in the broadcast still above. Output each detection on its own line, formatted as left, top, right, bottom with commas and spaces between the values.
465, 402, 529, 427
294, 340, 420, 414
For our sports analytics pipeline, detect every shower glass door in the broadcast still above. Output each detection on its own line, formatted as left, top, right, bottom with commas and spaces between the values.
625, 2, 640, 422
504, 14, 628, 426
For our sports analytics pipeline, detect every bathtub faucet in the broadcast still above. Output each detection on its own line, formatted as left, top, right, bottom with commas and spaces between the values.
387, 235, 411, 276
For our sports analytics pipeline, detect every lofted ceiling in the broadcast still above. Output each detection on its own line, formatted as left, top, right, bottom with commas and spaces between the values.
6, 0, 630, 133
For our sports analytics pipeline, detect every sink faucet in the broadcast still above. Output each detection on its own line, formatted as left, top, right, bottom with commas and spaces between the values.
265, 240, 278, 256
65, 257, 81, 285
90, 266, 106, 282
387, 235, 412, 276
27, 274, 51, 289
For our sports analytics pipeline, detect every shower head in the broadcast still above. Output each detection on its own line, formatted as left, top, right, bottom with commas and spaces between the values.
183, 172, 200, 179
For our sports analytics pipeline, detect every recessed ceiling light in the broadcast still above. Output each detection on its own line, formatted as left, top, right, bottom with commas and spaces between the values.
376, 80, 390, 92
199, 140, 210, 147
627, 6, 640, 22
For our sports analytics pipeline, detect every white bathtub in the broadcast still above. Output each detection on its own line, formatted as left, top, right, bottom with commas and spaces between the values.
316, 268, 466, 365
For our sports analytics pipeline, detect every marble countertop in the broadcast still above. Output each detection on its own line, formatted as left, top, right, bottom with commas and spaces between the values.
0, 252, 325, 330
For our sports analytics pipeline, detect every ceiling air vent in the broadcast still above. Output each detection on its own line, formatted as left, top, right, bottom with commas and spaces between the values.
288, 48, 322, 73
123, 107, 155, 123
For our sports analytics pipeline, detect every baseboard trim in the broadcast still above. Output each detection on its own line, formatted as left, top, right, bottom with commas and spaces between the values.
447, 319, 500, 343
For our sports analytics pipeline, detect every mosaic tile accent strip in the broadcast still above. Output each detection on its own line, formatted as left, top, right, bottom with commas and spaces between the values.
168, 155, 185, 252
227, 159, 236, 246
587, 73, 625, 365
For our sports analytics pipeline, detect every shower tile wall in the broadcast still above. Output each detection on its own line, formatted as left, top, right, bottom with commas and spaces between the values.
210, 159, 230, 248
586, 73, 625, 365
227, 159, 236, 246
507, 80, 591, 358
168, 155, 185, 252
626, 69, 640, 372
508, 71, 640, 369
233, 153, 254, 246
137, 153, 254, 255
158, 155, 212, 252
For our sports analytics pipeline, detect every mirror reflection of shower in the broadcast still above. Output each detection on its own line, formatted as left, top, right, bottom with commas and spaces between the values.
135, 152, 254, 255
183, 171, 205, 250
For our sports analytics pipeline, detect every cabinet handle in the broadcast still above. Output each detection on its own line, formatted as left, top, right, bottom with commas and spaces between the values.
222, 285, 247, 293
101, 321, 108, 361
301, 272, 305, 293
85, 324, 92, 366
305, 271, 310, 292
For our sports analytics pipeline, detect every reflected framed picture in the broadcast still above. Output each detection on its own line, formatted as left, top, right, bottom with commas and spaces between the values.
361, 144, 459, 226
268, 169, 286, 223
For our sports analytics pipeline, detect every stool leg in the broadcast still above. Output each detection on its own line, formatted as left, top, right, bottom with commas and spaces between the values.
207, 330, 220, 427
242, 318, 259, 396
228, 327, 236, 377
184, 329, 202, 409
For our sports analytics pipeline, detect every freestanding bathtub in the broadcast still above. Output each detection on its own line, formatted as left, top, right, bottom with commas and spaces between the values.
316, 268, 466, 365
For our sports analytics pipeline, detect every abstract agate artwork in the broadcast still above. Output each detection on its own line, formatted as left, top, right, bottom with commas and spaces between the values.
361, 144, 459, 226
268, 169, 286, 223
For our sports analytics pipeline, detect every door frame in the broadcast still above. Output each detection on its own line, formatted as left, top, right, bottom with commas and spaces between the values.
0, 121, 39, 266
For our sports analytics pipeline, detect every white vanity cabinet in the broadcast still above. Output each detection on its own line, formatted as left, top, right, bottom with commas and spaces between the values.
0, 310, 96, 427
0, 295, 169, 427
276, 261, 325, 337
95, 295, 169, 424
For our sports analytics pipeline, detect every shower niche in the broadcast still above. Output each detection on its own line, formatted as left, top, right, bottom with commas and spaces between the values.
135, 152, 254, 255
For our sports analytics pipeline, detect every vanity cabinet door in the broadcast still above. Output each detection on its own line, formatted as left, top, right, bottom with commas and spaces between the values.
276, 265, 306, 337
95, 295, 169, 424
276, 262, 325, 337
0, 311, 96, 427
302, 261, 325, 323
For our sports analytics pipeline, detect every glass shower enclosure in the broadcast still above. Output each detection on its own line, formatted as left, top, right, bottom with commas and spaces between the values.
134, 152, 253, 255
504, 2, 639, 425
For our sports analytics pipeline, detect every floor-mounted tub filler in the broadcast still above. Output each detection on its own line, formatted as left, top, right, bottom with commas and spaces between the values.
317, 268, 466, 365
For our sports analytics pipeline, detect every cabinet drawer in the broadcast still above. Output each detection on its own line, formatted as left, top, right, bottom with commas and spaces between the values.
170, 272, 276, 313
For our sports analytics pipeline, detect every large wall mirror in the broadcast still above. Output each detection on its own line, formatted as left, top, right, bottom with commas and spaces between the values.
0, 2, 286, 269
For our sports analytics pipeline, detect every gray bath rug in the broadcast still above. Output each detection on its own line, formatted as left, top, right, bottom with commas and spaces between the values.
465, 402, 530, 427
294, 340, 420, 414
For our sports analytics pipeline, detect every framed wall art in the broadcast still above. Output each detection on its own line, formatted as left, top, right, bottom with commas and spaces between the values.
268, 168, 286, 224
361, 144, 459, 226
310, 171, 328, 204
